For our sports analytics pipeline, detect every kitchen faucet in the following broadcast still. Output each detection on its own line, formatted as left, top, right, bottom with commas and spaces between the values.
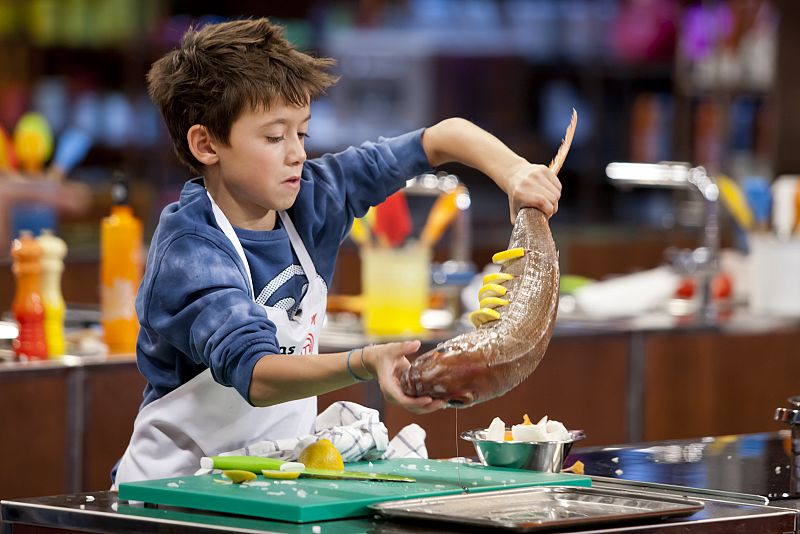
605, 162, 720, 324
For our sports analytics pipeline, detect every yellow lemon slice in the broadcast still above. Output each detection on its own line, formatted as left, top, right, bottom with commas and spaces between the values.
479, 296, 509, 309
482, 272, 514, 285
222, 470, 257, 484
261, 469, 302, 480
469, 308, 501, 327
492, 247, 525, 265
478, 283, 507, 300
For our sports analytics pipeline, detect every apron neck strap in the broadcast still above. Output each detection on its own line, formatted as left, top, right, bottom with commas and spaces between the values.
277, 211, 318, 281
207, 191, 255, 298
206, 192, 319, 299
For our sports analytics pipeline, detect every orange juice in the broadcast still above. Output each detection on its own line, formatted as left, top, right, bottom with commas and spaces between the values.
100, 180, 143, 354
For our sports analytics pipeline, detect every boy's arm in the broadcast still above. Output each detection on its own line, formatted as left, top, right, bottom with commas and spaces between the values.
248, 340, 445, 414
422, 117, 562, 223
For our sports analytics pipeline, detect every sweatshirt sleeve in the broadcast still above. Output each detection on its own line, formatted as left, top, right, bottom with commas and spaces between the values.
139, 232, 278, 404
302, 128, 432, 242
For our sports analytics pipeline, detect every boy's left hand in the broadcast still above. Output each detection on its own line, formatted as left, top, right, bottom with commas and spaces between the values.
364, 340, 447, 414
505, 162, 562, 223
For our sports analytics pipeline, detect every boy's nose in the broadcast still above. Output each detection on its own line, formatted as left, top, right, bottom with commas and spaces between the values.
287, 137, 306, 166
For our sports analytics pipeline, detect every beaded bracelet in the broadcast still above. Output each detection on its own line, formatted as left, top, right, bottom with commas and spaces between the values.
346, 348, 370, 382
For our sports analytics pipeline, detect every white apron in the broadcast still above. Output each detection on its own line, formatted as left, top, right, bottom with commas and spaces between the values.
114, 194, 326, 486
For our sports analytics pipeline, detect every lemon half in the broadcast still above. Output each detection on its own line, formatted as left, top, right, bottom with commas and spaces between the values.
297, 439, 344, 471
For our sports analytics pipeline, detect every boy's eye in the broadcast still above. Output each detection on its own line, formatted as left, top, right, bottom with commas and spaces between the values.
267, 136, 284, 143
298, 132, 310, 140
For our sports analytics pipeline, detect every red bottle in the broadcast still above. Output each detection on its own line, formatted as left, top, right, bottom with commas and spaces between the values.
11, 230, 47, 360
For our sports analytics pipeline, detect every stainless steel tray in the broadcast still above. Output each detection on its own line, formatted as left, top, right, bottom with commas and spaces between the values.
370, 486, 705, 532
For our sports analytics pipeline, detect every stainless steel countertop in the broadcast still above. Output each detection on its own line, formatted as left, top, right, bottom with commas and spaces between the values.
1, 479, 796, 533
4, 432, 800, 532
571, 431, 800, 504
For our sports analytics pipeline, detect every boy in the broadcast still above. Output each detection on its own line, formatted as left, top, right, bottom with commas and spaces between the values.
114, 18, 561, 485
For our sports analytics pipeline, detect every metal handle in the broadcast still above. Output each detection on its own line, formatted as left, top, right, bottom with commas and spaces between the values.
775, 407, 800, 425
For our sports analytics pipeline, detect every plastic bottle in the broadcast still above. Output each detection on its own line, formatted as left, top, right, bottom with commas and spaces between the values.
100, 177, 143, 354
11, 231, 47, 360
37, 229, 67, 358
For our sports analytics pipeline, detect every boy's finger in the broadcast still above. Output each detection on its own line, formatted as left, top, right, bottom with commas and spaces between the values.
545, 169, 562, 191
382, 376, 436, 408
536, 178, 561, 199
409, 398, 448, 414
382, 339, 421, 355
402, 339, 421, 354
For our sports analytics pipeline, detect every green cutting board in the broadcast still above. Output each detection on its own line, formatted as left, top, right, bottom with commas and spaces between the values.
118, 458, 591, 523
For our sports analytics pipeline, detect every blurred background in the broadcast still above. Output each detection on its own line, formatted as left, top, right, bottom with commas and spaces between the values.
5, 0, 800, 502
0, 0, 794, 305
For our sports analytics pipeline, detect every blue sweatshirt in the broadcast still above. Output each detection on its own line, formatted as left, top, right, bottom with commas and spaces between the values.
135, 129, 430, 408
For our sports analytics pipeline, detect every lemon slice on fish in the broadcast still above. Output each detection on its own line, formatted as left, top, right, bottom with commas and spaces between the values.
469, 308, 501, 327
479, 283, 508, 300
492, 247, 525, 265
482, 272, 514, 285
479, 296, 509, 309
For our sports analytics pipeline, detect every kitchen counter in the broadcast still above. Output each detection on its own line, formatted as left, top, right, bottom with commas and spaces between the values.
2, 487, 797, 533
574, 430, 800, 505
3, 313, 800, 501
5, 431, 800, 533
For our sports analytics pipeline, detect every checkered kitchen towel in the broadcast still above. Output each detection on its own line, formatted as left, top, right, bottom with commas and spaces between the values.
217, 401, 428, 462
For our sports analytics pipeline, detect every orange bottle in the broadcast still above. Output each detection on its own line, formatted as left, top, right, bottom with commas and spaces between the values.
100, 178, 143, 354
11, 231, 47, 360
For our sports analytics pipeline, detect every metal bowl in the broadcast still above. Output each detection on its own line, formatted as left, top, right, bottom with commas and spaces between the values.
460, 429, 586, 472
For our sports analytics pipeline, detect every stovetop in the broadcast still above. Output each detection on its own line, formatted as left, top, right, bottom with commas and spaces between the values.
570, 430, 795, 501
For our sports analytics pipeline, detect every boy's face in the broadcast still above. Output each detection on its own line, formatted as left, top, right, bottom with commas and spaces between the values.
210, 101, 310, 230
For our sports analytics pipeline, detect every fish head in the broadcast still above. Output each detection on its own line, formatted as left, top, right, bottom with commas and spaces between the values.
400, 341, 503, 408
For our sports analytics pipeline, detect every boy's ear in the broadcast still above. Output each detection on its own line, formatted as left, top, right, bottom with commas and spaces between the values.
187, 125, 219, 166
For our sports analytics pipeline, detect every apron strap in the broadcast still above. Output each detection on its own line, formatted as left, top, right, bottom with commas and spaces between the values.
207, 192, 255, 298
278, 211, 319, 281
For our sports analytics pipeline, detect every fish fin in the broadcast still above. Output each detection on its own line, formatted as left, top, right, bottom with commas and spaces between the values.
548, 108, 577, 176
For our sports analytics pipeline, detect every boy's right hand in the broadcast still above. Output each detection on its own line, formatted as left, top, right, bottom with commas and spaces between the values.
362, 340, 447, 415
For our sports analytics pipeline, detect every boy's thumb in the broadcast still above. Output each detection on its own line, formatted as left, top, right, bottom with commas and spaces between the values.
403, 339, 421, 353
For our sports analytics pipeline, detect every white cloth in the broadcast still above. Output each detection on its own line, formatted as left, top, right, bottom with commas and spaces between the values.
218, 401, 428, 462
114, 197, 326, 487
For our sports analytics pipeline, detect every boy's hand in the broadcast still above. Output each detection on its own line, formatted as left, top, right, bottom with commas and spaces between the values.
505, 162, 562, 223
363, 340, 447, 414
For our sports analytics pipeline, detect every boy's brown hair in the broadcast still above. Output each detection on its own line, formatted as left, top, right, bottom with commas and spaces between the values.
147, 18, 338, 174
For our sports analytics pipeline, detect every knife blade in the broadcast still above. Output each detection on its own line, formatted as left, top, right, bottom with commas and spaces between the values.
293, 467, 415, 482
201, 455, 415, 483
